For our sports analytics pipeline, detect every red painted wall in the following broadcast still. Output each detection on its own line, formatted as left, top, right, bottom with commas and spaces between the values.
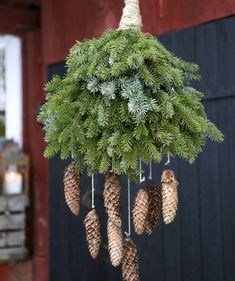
0, 26, 48, 281
0, 261, 33, 281
41, 0, 235, 65
0, 4, 46, 279
22, 29, 49, 281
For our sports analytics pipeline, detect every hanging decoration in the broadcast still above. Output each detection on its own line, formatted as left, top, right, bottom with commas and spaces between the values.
84, 174, 102, 259
161, 169, 179, 224
107, 218, 123, 267
38, 1, 223, 180
144, 183, 161, 234
63, 162, 80, 215
84, 208, 102, 259
103, 172, 121, 224
122, 178, 140, 281
122, 238, 140, 281
103, 172, 123, 266
38, 0, 224, 280
132, 188, 149, 235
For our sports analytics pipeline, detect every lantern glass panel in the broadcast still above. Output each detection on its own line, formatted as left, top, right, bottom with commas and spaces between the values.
4, 163, 23, 194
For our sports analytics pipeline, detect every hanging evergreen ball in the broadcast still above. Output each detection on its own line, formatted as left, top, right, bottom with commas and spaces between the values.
38, 0, 223, 180
38, 1, 225, 281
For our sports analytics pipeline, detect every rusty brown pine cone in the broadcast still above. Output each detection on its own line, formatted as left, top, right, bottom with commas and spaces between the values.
63, 162, 80, 215
122, 238, 140, 281
161, 169, 179, 224
103, 172, 121, 224
132, 189, 149, 235
84, 208, 102, 259
145, 183, 161, 235
107, 218, 123, 267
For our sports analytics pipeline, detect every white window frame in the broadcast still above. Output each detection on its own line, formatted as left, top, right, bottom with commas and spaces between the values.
0, 35, 22, 148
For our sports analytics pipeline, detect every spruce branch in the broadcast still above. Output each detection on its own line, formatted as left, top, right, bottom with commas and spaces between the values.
38, 29, 223, 181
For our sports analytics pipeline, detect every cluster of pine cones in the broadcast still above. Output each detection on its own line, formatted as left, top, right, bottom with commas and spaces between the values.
63, 163, 179, 281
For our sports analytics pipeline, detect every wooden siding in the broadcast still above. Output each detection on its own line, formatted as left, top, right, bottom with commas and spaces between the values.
48, 16, 235, 281
41, 0, 235, 65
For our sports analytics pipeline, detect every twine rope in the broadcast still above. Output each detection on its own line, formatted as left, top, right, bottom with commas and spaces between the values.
110, 157, 115, 172
164, 152, 171, 166
139, 160, 145, 183
119, 0, 142, 30
124, 178, 131, 237
91, 174, 95, 208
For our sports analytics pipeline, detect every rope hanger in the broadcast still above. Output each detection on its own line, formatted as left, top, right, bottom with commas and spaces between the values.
119, 0, 142, 30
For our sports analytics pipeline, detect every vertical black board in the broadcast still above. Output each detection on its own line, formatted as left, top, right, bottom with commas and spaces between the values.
49, 154, 110, 281
145, 164, 165, 281
159, 27, 201, 281
197, 102, 224, 281
195, 26, 224, 281
48, 64, 110, 281
48, 16, 235, 281
217, 97, 235, 281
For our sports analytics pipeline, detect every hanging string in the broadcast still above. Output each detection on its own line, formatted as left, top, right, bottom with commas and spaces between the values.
110, 157, 115, 173
139, 160, 145, 183
91, 174, 95, 208
148, 160, 152, 180
164, 152, 171, 166
124, 178, 131, 237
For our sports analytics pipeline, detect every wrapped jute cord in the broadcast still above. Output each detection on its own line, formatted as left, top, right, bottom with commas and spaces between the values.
119, 0, 142, 30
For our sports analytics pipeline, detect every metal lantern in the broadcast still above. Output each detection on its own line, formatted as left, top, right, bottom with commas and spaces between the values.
0, 139, 29, 263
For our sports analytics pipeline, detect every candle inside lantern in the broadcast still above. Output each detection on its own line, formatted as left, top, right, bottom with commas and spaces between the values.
4, 164, 23, 194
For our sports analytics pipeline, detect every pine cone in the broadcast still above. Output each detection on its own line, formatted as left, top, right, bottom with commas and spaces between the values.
63, 162, 80, 215
145, 183, 161, 235
161, 169, 179, 224
132, 189, 149, 235
107, 218, 123, 267
122, 238, 139, 281
103, 172, 121, 224
84, 209, 102, 259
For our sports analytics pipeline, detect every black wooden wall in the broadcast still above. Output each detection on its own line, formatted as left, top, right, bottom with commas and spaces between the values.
48, 16, 235, 281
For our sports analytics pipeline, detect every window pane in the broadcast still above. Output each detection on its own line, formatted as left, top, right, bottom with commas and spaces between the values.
0, 48, 6, 137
